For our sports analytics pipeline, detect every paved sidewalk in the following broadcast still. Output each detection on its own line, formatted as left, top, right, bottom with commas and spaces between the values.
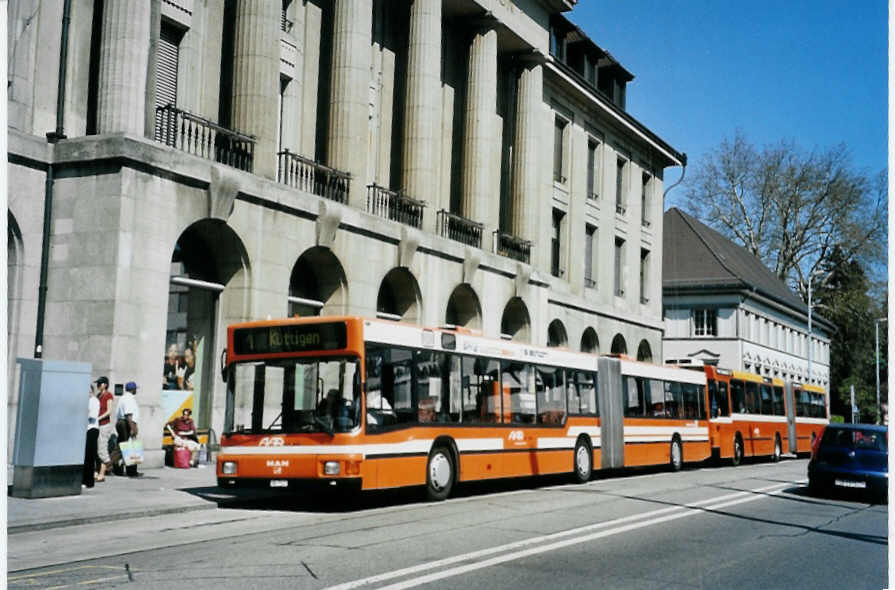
8, 465, 220, 534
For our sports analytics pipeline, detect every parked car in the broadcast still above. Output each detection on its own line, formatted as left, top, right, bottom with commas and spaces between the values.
808, 423, 887, 502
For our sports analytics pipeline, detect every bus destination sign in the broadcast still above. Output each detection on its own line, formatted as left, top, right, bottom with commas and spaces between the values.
233, 322, 348, 355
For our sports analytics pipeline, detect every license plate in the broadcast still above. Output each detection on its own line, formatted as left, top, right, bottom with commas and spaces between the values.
270, 479, 288, 488
834, 479, 866, 489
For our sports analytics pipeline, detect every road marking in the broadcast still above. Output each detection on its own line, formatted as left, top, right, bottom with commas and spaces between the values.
8, 565, 123, 581
325, 481, 792, 590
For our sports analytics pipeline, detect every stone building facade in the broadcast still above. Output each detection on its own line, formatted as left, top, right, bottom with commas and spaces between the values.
663, 208, 832, 388
8, 0, 685, 466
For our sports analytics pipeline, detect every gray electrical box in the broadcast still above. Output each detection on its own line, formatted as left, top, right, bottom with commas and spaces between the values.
13, 359, 92, 498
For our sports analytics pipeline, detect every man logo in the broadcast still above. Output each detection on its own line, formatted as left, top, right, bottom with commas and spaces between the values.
259, 436, 285, 447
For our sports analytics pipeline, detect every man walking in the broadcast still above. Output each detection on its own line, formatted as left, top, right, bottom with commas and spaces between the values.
94, 377, 114, 481
116, 381, 142, 477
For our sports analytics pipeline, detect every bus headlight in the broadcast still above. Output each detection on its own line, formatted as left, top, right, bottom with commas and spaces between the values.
222, 461, 238, 475
324, 461, 340, 475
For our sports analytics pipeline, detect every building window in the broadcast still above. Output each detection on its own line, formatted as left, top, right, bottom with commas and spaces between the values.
693, 309, 717, 336
550, 25, 566, 61
614, 237, 625, 296
553, 117, 568, 184
551, 209, 564, 277
641, 172, 651, 227
639, 248, 649, 303
587, 137, 601, 199
615, 157, 627, 214
584, 225, 597, 288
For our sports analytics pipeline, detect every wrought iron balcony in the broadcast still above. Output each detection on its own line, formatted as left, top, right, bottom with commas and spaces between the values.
437, 210, 483, 248
154, 105, 255, 172
493, 230, 531, 264
584, 278, 597, 289
616, 203, 627, 215
366, 184, 425, 228
277, 150, 351, 204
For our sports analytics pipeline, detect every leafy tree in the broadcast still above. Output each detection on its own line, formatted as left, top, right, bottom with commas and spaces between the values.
683, 131, 886, 296
811, 247, 885, 422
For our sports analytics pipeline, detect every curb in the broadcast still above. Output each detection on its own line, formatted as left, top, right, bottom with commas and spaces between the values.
8, 501, 217, 535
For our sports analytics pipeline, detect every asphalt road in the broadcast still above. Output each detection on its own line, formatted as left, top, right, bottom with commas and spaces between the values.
8, 459, 887, 589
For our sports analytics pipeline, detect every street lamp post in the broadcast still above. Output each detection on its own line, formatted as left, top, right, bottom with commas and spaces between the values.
807, 274, 813, 385
876, 317, 887, 424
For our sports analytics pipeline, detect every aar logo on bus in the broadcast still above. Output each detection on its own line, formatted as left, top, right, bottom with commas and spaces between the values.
259, 436, 285, 447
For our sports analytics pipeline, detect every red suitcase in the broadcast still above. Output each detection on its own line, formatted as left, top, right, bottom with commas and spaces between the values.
173, 447, 192, 469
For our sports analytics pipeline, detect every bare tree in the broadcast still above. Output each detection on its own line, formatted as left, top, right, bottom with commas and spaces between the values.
683, 131, 886, 298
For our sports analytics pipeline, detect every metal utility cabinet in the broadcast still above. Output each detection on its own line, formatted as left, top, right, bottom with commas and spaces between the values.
13, 359, 92, 498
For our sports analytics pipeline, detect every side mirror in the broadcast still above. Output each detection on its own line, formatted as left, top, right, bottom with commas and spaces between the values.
220, 348, 228, 383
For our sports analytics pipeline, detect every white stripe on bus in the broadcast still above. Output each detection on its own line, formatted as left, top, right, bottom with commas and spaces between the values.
624, 426, 709, 436
730, 414, 788, 423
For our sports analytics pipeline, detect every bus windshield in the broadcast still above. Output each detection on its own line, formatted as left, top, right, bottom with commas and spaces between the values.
227, 357, 361, 435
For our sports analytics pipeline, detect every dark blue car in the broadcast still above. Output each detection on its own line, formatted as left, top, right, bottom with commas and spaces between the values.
808, 423, 888, 502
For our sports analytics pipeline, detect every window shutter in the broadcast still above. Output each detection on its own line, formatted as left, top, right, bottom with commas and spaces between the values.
155, 24, 181, 139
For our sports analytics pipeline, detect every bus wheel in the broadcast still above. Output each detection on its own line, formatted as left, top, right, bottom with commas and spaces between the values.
426, 446, 454, 501
572, 437, 592, 483
670, 437, 683, 472
772, 435, 782, 463
732, 435, 744, 467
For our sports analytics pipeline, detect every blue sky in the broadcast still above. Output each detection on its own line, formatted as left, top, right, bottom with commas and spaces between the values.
571, 1, 887, 209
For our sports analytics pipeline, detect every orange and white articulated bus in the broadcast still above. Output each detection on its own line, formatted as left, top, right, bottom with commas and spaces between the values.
702, 366, 828, 464
216, 316, 710, 500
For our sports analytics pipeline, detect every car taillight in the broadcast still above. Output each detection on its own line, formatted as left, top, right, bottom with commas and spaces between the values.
810, 427, 826, 459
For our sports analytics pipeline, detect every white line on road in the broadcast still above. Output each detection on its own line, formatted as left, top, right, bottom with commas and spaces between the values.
325, 481, 794, 590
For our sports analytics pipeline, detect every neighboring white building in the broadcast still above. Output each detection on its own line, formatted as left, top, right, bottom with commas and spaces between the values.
8, 0, 685, 466
663, 208, 832, 388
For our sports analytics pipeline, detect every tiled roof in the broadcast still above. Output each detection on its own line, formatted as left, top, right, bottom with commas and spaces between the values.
662, 207, 810, 315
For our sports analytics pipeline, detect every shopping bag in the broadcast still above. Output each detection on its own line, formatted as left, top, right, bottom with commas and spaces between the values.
120, 439, 144, 466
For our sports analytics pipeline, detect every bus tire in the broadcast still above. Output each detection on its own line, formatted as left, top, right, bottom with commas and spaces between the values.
772, 435, 782, 462
426, 445, 454, 501
572, 437, 593, 483
732, 434, 744, 467
670, 437, 683, 472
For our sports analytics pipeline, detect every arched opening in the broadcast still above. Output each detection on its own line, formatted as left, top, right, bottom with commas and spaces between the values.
377, 267, 422, 323
547, 319, 567, 348
289, 246, 348, 316
445, 283, 482, 330
580, 327, 599, 354
500, 297, 530, 343
637, 339, 652, 362
610, 333, 627, 355
164, 220, 250, 431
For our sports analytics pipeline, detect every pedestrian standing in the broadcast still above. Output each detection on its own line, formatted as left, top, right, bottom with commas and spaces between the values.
83, 385, 100, 488
116, 381, 142, 477
94, 376, 114, 481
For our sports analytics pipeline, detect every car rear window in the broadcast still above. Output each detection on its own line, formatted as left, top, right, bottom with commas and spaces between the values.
821, 428, 887, 451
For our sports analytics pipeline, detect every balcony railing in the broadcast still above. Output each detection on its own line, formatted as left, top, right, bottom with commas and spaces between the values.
616, 203, 627, 215
493, 230, 531, 264
437, 210, 483, 248
584, 278, 597, 289
155, 104, 255, 172
277, 150, 351, 204
366, 184, 425, 228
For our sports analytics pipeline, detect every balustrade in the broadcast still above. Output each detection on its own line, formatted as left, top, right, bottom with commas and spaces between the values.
154, 105, 255, 172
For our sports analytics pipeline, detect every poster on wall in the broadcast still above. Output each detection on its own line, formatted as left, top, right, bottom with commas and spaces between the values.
161, 336, 203, 439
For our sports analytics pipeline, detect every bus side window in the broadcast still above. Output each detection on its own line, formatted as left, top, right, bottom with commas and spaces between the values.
708, 380, 719, 418
773, 386, 784, 416
717, 382, 729, 417
744, 381, 759, 414
462, 357, 500, 424
730, 380, 745, 413
536, 365, 566, 425
623, 376, 645, 417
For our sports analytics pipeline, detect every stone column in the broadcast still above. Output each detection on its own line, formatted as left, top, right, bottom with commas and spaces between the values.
328, 0, 373, 209
403, 0, 441, 231
511, 60, 543, 244
462, 24, 498, 236
97, 0, 152, 134
232, 0, 280, 179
